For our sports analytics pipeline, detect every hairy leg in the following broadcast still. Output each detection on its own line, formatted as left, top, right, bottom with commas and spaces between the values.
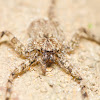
79, 27, 100, 45
65, 28, 100, 53
48, 0, 57, 21
5, 60, 36, 100
0, 31, 27, 58
57, 57, 88, 100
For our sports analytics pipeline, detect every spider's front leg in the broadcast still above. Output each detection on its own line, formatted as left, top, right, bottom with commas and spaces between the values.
57, 57, 88, 100
0, 31, 27, 58
65, 27, 100, 53
5, 60, 36, 100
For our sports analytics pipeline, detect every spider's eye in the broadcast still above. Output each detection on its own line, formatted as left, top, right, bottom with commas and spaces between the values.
43, 51, 54, 62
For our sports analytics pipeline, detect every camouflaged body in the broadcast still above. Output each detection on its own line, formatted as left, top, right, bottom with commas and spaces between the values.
27, 19, 65, 51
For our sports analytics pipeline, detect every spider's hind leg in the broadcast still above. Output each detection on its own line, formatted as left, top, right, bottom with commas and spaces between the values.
65, 27, 100, 53
0, 31, 27, 58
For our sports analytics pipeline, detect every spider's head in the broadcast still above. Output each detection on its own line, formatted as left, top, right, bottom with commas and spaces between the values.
42, 50, 55, 66
40, 49, 59, 75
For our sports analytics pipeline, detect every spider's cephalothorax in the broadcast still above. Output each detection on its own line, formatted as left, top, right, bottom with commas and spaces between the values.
0, 0, 100, 100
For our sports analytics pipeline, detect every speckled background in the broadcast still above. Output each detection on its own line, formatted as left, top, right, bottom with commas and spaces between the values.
0, 0, 100, 100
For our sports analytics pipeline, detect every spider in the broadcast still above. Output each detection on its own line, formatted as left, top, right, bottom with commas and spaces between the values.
0, 0, 100, 100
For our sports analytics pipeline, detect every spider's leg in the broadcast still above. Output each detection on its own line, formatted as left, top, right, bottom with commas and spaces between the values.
5, 60, 36, 100
0, 31, 27, 58
79, 27, 100, 45
58, 58, 88, 100
65, 27, 100, 53
48, 0, 56, 21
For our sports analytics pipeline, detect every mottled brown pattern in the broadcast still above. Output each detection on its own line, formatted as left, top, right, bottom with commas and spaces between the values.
11, 37, 18, 44
0, 0, 100, 100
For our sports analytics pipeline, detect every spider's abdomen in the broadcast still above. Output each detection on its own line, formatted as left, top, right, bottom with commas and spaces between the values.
27, 18, 65, 51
